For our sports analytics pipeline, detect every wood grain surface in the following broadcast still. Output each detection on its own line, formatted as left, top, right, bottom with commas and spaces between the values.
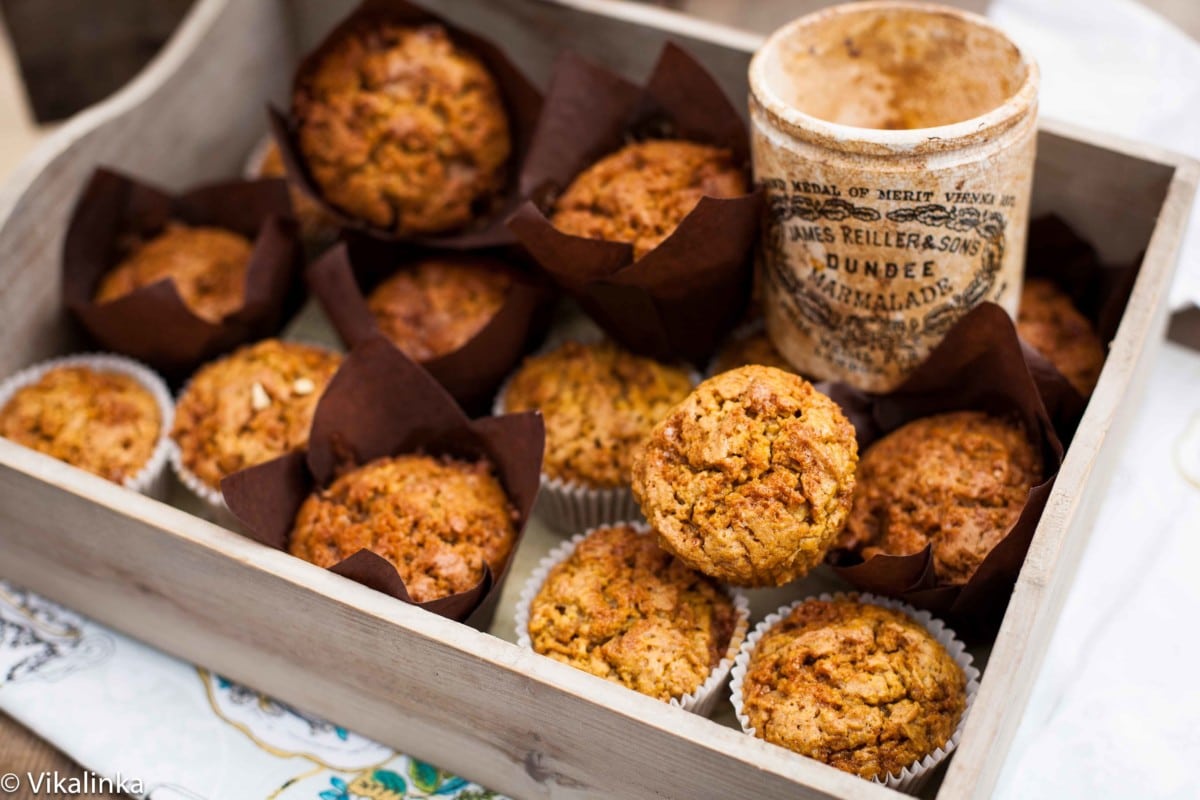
0, 713, 121, 799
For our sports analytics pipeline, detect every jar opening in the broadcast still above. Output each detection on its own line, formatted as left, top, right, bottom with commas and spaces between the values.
755, 3, 1029, 132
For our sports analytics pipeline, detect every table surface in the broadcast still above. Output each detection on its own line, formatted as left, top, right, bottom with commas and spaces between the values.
0, 1, 1195, 798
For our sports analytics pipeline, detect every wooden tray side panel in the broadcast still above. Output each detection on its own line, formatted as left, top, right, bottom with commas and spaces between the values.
0, 441, 890, 800
0, 0, 292, 376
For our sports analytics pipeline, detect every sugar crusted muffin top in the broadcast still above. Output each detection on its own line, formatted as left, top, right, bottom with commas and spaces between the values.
1018, 278, 1105, 397
528, 524, 737, 701
294, 22, 511, 236
742, 597, 966, 780
0, 365, 160, 484
551, 139, 747, 259
367, 257, 512, 362
172, 339, 342, 489
632, 365, 858, 587
95, 223, 253, 323
501, 340, 694, 488
839, 410, 1042, 586
289, 453, 518, 603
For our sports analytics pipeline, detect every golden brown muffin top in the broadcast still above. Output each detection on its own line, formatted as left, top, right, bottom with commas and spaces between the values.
501, 341, 694, 488
172, 340, 342, 489
839, 411, 1042, 586
257, 140, 337, 244
288, 453, 518, 603
294, 22, 511, 236
367, 257, 512, 362
711, 329, 795, 375
551, 139, 747, 259
742, 597, 966, 780
94, 223, 253, 323
1018, 278, 1106, 397
0, 365, 160, 483
632, 365, 858, 587
528, 524, 737, 701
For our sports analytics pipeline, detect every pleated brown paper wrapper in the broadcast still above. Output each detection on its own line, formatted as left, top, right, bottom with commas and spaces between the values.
822, 303, 1066, 635
221, 338, 545, 627
306, 239, 552, 413
268, 0, 542, 249
63, 168, 301, 378
507, 44, 762, 364
1019, 214, 1144, 441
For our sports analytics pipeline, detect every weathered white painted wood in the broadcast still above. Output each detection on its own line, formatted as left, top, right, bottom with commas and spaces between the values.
0, 0, 1195, 798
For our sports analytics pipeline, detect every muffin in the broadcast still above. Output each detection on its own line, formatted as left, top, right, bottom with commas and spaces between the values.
1018, 278, 1106, 396
288, 453, 518, 603
738, 597, 967, 781
0, 363, 162, 484
367, 257, 512, 362
294, 21, 511, 236
711, 328, 795, 375
501, 340, 694, 489
524, 524, 741, 703
172, 339, 342, 491
839, 411, 1042, 585
94, 223, 253, 322
256, 139, 337, 246
551, 140, 747, 259
632, 366, 858, 586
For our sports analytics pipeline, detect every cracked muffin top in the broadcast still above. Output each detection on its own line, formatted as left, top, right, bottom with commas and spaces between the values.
0, 365, 160, 484
367, 256, 512, 362
741, 597, 966, 780
632, 365, 857, 586
172, 339, 342, 489
838, 411, 1042, 586
550, 139, 747, 259
294, 21, 511, 236
500, 340, 694, 488
289, 453, 518, 603
94, 223, 253, 323
1018, 278, 1105, 397
711, 328, 795, 375
527, 523, 738, 701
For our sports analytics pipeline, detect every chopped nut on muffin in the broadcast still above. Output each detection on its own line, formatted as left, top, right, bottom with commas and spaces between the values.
294, 22, 511, 235
367, 257, 512, 362
0, 365, 161, 483
528, 524, 737, 701
741, 597, 966, 780
839, 410, 1042, 585
501, 340, 694, 488
632, 365, 858, 587
95, 223, 253, 322
289, 453, 517, 603
1018, 278, 1106, 396
551, 139, 747, 259
172, 339, 342, 489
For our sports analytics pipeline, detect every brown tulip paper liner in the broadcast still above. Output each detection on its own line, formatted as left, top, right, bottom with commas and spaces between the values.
506, 44, 762, 364
268, 0, 543, 249
822, 303, 1066, 636
62, 168, 302, 379
1168, 303, 1200, 350
306, 240, 553, 413
220, 337, 545, 627
1020, 214, 1144, 440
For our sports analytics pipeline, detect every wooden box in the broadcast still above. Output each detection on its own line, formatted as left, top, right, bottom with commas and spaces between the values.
0, 1, 1195, 798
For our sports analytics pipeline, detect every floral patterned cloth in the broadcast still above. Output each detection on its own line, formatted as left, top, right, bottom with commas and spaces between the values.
0, 582, 503, 800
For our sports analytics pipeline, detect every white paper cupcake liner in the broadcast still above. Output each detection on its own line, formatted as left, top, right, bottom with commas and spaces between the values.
493, 337, 699, 533
168, 340, 338, 529
515, 522, 749, 716
0, 352, 174, 499
729, 591, 981, 795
